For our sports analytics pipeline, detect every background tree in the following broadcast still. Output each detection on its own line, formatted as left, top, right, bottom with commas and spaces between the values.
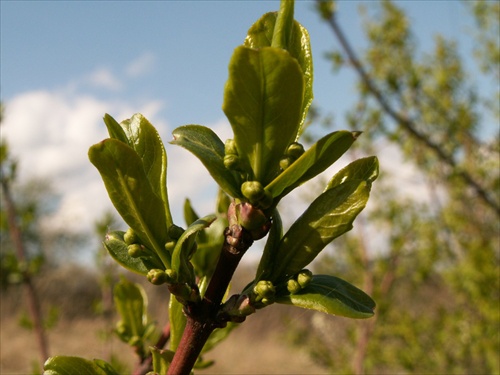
287, 1, 499, 373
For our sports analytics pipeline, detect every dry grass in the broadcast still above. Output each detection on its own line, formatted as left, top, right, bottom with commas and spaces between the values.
0, 265, 328, 375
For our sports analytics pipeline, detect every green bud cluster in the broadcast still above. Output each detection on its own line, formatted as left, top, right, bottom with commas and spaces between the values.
241, 181, 273, 209
252, 280, 276, 307
124, 228, 152, 258
286, 269, 313, 294
147, 269, 169, 285
279, 142, 305, 171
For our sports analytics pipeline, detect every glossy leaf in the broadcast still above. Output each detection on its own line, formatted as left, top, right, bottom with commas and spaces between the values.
43, 356, 118, 375
103, 113, 128, 145
276, 274, 375, 319
89, 139, 170, 268
245, 11, 313, 136
265, 131, 357, 199
104, 113, 172, 226
254, 209, 283, 283
103, 231, 162, 276
171, 125, 242, 198
222, 46, 304, 184
326, 156, 379, 190
271, 179, 373, 282
171, 214, 217, 284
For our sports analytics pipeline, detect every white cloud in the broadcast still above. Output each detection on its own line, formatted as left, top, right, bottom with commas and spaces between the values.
125, 52, 156, 78
86, 68, 123, 91
1, 87, 168, 240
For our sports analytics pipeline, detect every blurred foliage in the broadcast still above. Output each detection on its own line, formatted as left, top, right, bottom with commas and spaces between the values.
288, 0, 499, 373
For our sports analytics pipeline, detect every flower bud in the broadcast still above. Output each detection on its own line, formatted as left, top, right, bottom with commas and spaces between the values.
241, 181, 265, 202
147, 269, 169, 285
279, 156, 294, 170
127, 244, 146, 258
297, 269, 313, 288
224, 139, 238, 155
165, 241, 176, 253
124, 228, 138, 245
287, 279, 302, 294
224, 154, 241, 171
253, 280, 275, 300
235, 202, 271, 240
286, 142, 305, 159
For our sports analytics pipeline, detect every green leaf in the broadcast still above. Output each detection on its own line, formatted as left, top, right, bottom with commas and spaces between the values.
104, 113, 172, 227
222, 46, 304, 184
265, 131, 357, 199
171, 125, 242, 198
270, 179, 373, 282
190, 216, 226, 279
150, 347, 175, 374
169, 294, 187, 352
43, 356, 119, 375
123, 114, 172, 226
276, 274, 375, 319
103, 231, 162, 275
171, 214, 217, 284
103, 114, 128, 145
89, 139, 170, 268
254, 209, 283, 283
114, 278, 150, 342
326, 156, 379, 190
244, 12, 313, 136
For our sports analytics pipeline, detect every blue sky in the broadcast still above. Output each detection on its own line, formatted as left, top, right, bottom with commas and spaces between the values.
0, 1, 476, 260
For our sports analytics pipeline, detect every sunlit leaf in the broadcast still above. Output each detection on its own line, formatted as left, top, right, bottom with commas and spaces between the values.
43, 356, 119, 375
222, 46, 304, 184
171, 215, 217, 284
270, 179, 373, 282
266, 131, 357, 199
326, 156, 379, 190
244, 11, 313, 136
276, 274, 375, 318
171, 125, 242, 198
89, 139, 169, 267
103, 230, 161, 276
104, 113, 172, 226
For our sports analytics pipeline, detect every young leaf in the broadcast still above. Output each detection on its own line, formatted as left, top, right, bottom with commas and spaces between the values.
104, 231, 158, 276
89, 139, 170, 268
254, 209, 283, 283
276, 274, 375, 319
114, 278, 151, 342
124, 114, 172, 225
171, 214, 217, 284
43, 356, 119, 375
169, 294, 187, 352
103, 114, 129, 145
265, 131, 357, 199
244, 12, 313, 136
326, 156, 379, 190
171, 125, 242, 199
270, 179, 373, 282
150, 347, 175, 375
222, 46, 304, 184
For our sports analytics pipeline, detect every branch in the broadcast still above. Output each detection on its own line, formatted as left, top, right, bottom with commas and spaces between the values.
1, 177, 50, 370
320, 3, 500, 217
166, 223, 253, 375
